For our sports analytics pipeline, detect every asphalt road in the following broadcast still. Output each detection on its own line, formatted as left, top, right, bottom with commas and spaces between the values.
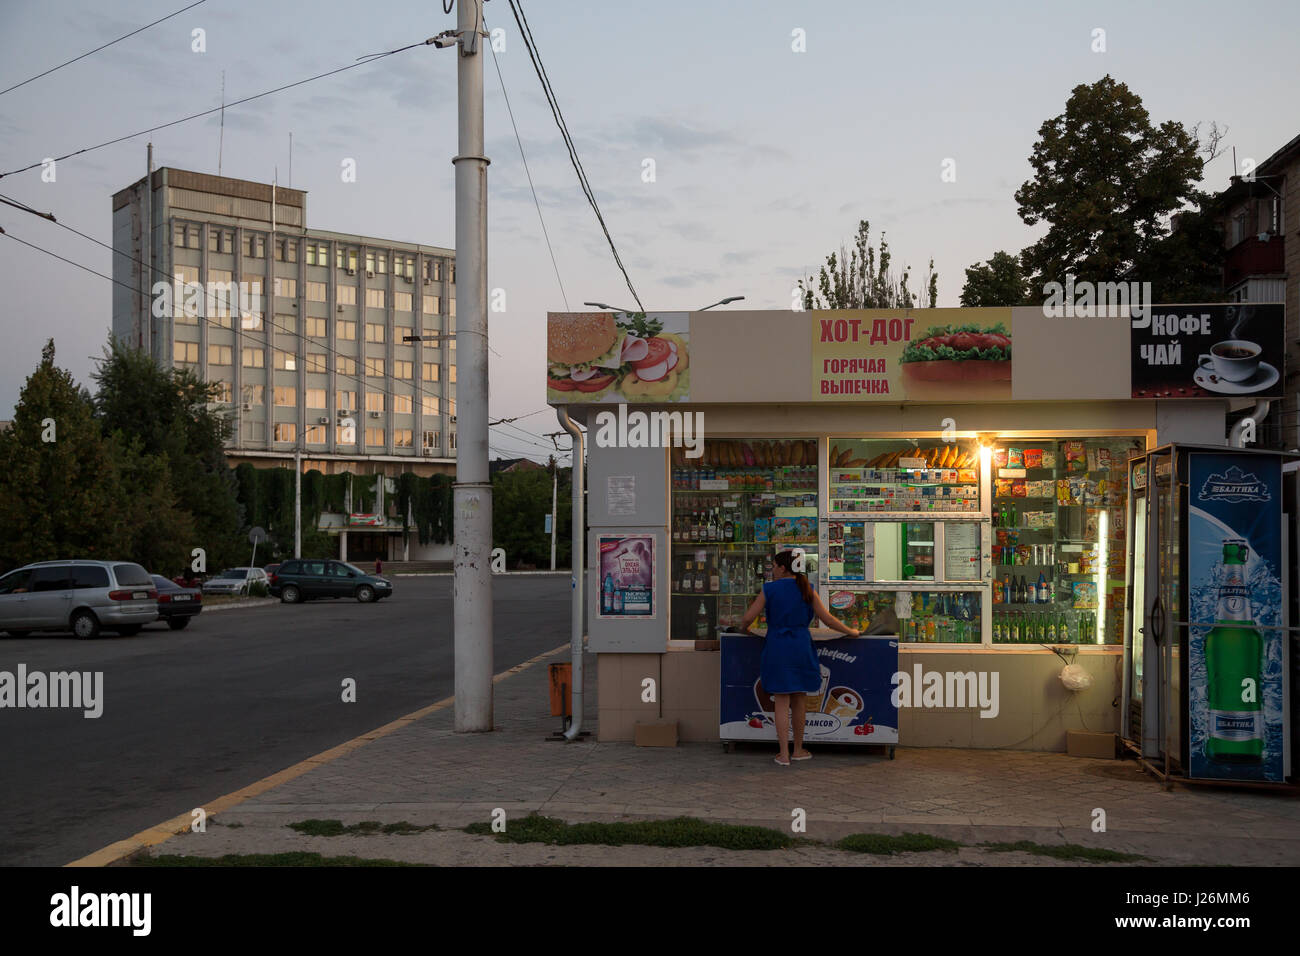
0, 574, 574, 867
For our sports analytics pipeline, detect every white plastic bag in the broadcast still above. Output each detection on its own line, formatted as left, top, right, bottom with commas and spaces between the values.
1059, 663, 1093, 691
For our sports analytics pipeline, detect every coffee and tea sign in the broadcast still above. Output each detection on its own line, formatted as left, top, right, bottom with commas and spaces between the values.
1131, 304, 1284, 399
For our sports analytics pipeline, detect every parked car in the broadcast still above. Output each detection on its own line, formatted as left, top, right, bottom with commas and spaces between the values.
201, 567, 269, 596
151, 575, 203, 630
0, 560, 158, 639
269, 560, 393, 604
263, 563, 281, 578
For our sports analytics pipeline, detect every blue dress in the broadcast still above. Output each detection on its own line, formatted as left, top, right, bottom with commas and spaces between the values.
759, 578, 821, 694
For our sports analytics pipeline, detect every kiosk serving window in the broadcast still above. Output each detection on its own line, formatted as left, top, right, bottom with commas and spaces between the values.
670, 438, 818, 638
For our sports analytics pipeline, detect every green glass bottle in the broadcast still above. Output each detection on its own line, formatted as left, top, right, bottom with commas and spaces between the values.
1206, 540, 1264, 763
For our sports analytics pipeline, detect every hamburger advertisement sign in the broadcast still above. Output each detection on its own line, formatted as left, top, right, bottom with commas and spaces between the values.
547, 311, 690, 403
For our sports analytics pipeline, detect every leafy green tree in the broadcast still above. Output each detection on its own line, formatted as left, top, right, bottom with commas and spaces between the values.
799, 220, 938, 309
93, 337, 243, 568
1014, 75, 1204, 289
1131, 191, 1227, 302
960, 251, 1030, 306
491, 465, 571, 568
0, 341, 119, 570
104, 431, 195, 574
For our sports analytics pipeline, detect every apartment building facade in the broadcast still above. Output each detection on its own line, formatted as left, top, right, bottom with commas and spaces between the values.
110, 167, 458, 561
1217, 133, 1298, 449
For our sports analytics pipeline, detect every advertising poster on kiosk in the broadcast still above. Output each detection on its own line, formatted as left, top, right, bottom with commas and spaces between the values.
720, 634, 898, 744
598, 534, 655, 619
1186, 453, 1286, 781
546, 311, 690, 403
1131, 304, 1284, 399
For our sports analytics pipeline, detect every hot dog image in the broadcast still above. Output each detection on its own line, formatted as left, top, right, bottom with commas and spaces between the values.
899, 322, 1011, 397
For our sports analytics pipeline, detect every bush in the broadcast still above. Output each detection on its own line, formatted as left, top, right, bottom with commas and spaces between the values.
247, 581, 269, 598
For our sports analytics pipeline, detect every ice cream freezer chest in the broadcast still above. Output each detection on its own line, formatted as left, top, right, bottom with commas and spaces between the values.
719, 632, 899, 754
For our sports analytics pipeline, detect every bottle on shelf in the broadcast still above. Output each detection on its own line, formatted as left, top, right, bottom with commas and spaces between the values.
1060, 613, 1071, 643
682, 560, 693, 592
695, 561, 707, 593
689, 511, 700, 542
724, 512, 734, 542
709, 559, 720, 593
1037, 572, 1048, 604
696, 601, 709, 639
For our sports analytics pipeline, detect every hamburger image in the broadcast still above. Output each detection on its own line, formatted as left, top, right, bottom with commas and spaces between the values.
547, 312, 628, 401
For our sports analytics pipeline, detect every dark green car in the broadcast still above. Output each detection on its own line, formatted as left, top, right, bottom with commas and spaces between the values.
269, 560, 393, 604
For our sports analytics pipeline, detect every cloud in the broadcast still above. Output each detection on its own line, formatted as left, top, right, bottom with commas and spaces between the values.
660, 270, 719, 289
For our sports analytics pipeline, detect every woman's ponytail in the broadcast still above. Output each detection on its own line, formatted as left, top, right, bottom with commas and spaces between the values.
773, 550, 814, 605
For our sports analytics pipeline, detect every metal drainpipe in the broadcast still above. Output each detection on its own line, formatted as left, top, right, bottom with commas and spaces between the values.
557, 405, 585, 740
1230, 400, 1271, 447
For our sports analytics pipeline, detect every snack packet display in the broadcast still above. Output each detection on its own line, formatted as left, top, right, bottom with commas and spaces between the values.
1007, 447, 1025, 468
1023, 448, 1043, 468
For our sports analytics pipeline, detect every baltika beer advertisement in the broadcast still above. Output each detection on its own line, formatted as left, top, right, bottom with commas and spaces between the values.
1186, 453, 1286, 782
811, 308, 1012, 402
1131, 303, 1284, 399
598, 534, 655, 618
546, 311, 689, 403
719, 634, 898, 743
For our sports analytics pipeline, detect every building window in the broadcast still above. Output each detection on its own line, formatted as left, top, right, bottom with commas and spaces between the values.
365, 392, 385, 412
305, 353, 327, 374
336, 424, 355, 445
275, 313, 296, 334
365, 251, 375, 274
174, 341, 199, 364
337, 285, 356, 306
365, 288, 385, 308
305, 244, 319, 266
393, 394, 412, 414
423, 362, 440, 381
337, 356, 357, 376
376, 252, 387, 274
304, 425, 326, 445
450, 264, 455, 283
306, 317, 326, 337
394, 429, 413, 448
449, 432, 457, 450
394, 324, 413, 344
244, 385, 265, 406
449, 297, 456, 318
274, 277, 296, 298
336, 391, 355, 410
394, 291, 412, 312
208, 345, 232, 365
449, 364, 456, 383
365, 323, 385, 343
274, 423, 296, 443
174, 223, 186, 247
430, 260, 443, 281
274, 350, 297, 371
423, 294, 440, 314
214, 381, 233, 403
208, 230, 219, 253
423, 430, 439, 450
242, 234, 265, 259
276, 238, 298, 262
393, 360, 413, 379
422, 395, 439, 416
173, 265, 200, 324
365, 357, 385, 377
306, 281, 327, 302
242, 348, 264, 368
306, 388, 326, 408
274, 387, 296, 407
365, 427, 384, 447
336, 320, 356, 340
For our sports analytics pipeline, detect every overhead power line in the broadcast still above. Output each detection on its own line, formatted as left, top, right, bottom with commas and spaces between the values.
505, 0, 644, 312
0, 35, 439, 179
0, 0, 208, 97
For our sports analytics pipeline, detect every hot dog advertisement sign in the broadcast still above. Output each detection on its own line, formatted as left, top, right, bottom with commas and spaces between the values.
812, 308, 1014, 402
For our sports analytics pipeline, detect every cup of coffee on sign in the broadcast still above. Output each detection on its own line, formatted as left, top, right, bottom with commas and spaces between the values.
1198, 340, 1261, 383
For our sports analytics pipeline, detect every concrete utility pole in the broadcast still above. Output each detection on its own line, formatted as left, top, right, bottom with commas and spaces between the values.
550, 455, 558, 571
453, 0, 493, 732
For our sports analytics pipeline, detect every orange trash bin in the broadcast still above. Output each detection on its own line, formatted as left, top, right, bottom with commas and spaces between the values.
548, 662, 572, 717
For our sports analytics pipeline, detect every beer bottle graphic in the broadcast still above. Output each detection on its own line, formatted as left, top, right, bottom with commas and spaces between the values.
1205, 540, 1264, 763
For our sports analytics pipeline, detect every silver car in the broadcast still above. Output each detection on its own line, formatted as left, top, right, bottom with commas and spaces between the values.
0, 560, 159, 639
200, 567, 269, 596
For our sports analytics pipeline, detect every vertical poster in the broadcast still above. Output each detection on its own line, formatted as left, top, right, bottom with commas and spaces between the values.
598, 534, 655, 618
1187, 453, 1285, 781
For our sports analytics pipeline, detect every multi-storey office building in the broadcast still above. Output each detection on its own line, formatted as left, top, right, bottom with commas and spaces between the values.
111, 168, 458, 561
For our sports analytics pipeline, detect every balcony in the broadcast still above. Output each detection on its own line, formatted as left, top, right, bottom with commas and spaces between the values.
1223, 234, 1285, 288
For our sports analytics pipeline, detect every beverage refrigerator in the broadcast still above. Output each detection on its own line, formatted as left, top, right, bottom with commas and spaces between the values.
1122, 443, 1296, 786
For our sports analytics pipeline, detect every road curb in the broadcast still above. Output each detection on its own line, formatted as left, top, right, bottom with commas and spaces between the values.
66, 641, 572, 867
201, 597, 278, 613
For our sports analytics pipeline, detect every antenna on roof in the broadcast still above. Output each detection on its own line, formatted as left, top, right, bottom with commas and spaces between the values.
218, 71, 225, 177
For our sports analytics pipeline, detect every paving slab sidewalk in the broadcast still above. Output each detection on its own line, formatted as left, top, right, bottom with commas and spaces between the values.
125, 644, 1300, 867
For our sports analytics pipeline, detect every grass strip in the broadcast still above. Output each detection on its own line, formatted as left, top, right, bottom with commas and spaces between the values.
287, 819, 438, 837
979, 840, 1148, 863
836, 832, 963, 855
134, 852, 420, 867
464, 814, 792, 850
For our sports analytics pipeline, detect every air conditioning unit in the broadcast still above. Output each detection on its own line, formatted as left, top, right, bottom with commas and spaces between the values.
317, 417, 330, 425
369, 410, 381, 419
346, 268, 356, 276
403, 276, 413, 283
422, 448, 434, 456
449, 415, 456, 423
337, 304, 344, 312
366, 270, 374, 278
423, 278, 431, 285
241, 402, 252, 411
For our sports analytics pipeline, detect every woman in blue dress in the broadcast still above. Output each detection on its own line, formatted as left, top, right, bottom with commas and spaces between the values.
739, 550, 859, 765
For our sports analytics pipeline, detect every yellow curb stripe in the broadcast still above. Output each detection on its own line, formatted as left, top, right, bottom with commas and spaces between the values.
65, 641, 574, 867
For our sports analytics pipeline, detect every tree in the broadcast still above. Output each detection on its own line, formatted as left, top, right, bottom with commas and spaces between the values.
799, 220, 938, 309
1014, 75, 1204, 289
492, 466, 571, 568
1131, 190, 1227, 302
960, 251, 1030, 307
93, 337, 244, 568
104, 431, 195, 574
0, 341, 119, 570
